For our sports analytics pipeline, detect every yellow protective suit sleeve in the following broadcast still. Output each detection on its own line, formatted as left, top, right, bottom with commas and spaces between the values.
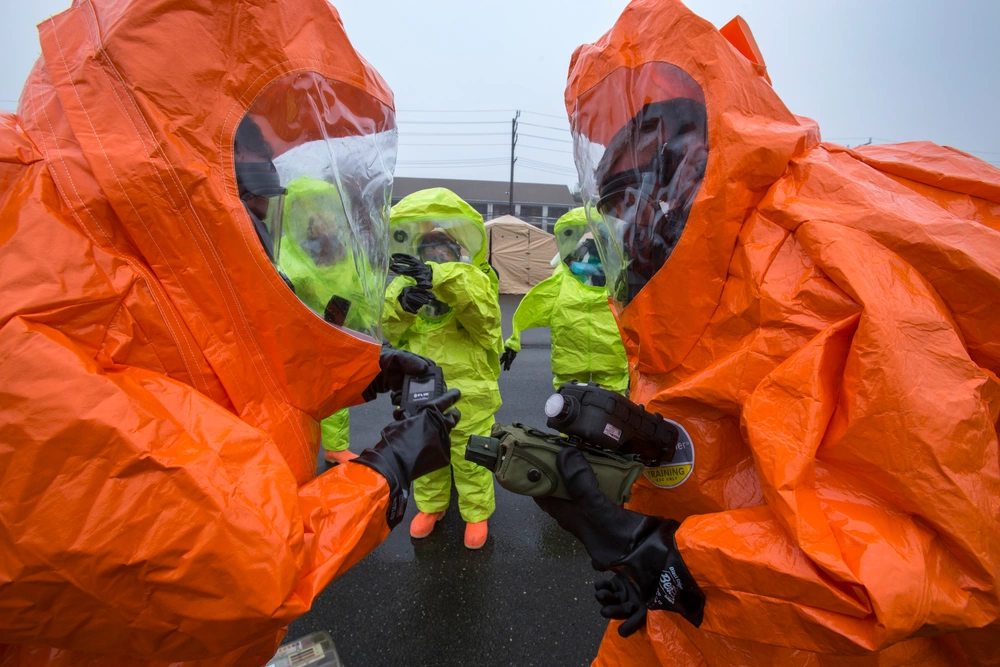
503, 271, 560, 353
674, 225, 1000, 655
430, 262, 504, 356
0, 316, 391, 661
320, 408, 351, 452
382, 275, 419, 347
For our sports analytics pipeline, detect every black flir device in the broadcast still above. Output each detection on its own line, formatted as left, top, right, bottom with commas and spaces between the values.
543, 381, 679, 465
400, 365, 447, 417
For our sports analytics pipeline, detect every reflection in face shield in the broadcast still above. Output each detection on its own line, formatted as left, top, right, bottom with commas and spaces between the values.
299, 214, 347, 266
234, 72, 397, 340
594, 98, 707, 303
572, 63, 708, 308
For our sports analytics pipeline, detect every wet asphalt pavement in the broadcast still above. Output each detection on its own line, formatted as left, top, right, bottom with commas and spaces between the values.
287, 295, 607, 666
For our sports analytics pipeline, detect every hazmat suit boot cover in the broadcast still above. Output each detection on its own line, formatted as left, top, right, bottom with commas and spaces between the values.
0, 1, 402, 665
384, 188, 503, 521
505, 207, 628, 392
567, 0, 1000, 665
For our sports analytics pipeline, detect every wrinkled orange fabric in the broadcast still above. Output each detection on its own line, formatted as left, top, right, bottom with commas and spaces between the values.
0, 1, 396, 665
566, 1, 1000, 665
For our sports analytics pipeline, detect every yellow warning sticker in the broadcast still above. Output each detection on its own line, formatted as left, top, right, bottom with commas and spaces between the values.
643, 420, 694, 489
644, 464, 692, 487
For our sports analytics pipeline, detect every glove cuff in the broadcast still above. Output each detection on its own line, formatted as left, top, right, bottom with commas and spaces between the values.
352, 449, 410, 530
361, 344, 391, 403
612, 519, 705, 627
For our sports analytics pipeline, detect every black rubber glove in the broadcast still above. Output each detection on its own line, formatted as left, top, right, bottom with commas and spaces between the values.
390, 253, 433, 288
499, 347, 517, 371
353, 389, 461, 529
534, 447, 704, 627
362, 345, 435, 402
595, 573, 647, 637
398, 285, 437, 314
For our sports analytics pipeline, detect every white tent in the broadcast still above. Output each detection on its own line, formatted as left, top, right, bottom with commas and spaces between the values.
485, 216, 558, 295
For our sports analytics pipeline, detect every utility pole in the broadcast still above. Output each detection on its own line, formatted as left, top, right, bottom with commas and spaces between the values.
508, 110, 519, 214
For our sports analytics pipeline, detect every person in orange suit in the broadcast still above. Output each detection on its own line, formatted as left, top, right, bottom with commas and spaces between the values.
0, 1, 462, 665
535, 1, 1000, 665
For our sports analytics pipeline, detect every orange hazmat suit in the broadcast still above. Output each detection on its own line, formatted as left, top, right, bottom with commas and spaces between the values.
565, 1, 1000, 664
0, 0, 401, 665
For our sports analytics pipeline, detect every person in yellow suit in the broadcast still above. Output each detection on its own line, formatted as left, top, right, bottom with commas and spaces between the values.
383, 188, 503, 549
276, 176, 368, 465
500, 207, 628, 393
534, 0, 1000, 665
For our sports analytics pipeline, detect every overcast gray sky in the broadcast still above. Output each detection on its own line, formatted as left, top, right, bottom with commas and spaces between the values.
3, 0, 998, 185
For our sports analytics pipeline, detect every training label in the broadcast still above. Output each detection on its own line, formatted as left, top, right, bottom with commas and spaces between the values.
643, 419, 694, 489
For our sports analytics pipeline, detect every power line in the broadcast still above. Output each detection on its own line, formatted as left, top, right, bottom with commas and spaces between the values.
517, 164, 577, 178
396, 140, 573, 155
519, 133, 573, 144
396, 108, 566, 119
519, 159, 577, 175
397, 108, 512, 113
518, 165, 577, 179
521, 109, 568, 120
520, 168, 576, 178
398, 142, 510, 148
403, 131, 510, 137
397, 120, 509, 125
397, 160, 508, 165
397, 158, 509, 165
394, 147, 573, 156
518, 143, 574, 155
396, 163, 509, 170
519, 155, 574, 167
519, 121, 571, 133
400, 155, 509, 160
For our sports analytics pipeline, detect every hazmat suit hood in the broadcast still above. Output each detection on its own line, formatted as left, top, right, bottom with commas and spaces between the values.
567, 0, 819, 374
553, 207, 606, 286
553, 207, 591, 260
389, 187, 498, 293
29, 0, 395, 480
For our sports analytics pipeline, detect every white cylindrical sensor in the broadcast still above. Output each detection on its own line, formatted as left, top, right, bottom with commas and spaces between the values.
544, 393, 565, 418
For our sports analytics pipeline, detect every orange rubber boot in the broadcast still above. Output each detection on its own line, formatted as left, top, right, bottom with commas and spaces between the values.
324, 449, 358, 465
464, 520, 488, 550
409, 511, 445, 539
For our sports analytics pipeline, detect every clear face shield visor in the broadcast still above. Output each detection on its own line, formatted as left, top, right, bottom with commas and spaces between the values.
390, 218, 485, 266
234, 72, 397, 340
572, 63, 709, 309
559, 229, 606, 287
556, 223, 588, 262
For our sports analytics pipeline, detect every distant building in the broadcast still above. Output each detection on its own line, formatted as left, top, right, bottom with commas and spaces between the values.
392, 177, 580, 232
